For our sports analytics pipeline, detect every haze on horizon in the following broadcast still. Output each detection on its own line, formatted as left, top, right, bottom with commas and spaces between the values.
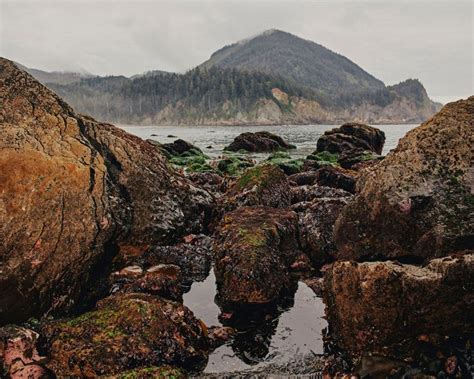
0, 0, 472, 103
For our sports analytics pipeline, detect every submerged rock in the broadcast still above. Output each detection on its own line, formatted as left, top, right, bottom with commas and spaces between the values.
223, 164, 291, 210
334, 98, 474, 261
225, 131, 295, 152
323, 254, 474, 358
0, 58, 213, 324
39, 292, 210, 377
214, 206, 300, 305
316, 122, 385, 155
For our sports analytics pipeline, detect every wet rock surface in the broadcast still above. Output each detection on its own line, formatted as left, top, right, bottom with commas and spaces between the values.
38, 292, 210, 377
290, 184, 352, 204
109, 264, 183, 301
225, 131, 295, 152
0, 58, 214, 324
323, 254, 474, 357
214, 206, 300, 305
314, 165, 357, 193
2, 58, 472, 378
335, 97, 474, 261
294, 196, 351, 267
139, 235, 214, 290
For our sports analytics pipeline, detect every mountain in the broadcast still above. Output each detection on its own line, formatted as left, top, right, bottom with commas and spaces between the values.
28, 30, 442, 125
201, 29, 385, 99
14, 62, 95, 85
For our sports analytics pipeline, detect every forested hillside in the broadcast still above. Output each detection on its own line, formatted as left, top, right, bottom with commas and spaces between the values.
42, 30, 441, 125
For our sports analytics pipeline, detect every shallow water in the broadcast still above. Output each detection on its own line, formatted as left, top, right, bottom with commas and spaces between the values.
120, 123, 417, 374
119, 123, 416, 160
183, 270, 327, 374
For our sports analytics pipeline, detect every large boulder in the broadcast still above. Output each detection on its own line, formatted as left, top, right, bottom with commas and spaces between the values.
334, 98, 474, 261
38, 292, 210, 377
223, 164, 291, 210
214, 206, 300, 305
323, 254, 474, 357
316, 122, 385, 155
0, 59, 213, 324
225, 131, 295, 152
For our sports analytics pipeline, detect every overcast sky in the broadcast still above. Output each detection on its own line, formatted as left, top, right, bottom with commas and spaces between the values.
0, 0, 472, 103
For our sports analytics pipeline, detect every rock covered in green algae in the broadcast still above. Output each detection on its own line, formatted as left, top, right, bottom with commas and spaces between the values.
216, 154, 255, 177
111, 365, 186, 379
38, 293, 210, 377
265, 151, 305, 175
214, 206, 301, 305
148, 138, 216, 173
306, 150, 340, 167
223, 164, 291, 211
334, 97, 474, 261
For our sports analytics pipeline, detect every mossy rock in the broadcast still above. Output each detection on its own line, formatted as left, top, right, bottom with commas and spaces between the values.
306, 151, 340, 166
217, 155, 255, 177
266, 151, 305, 175
39, 293, 209, 377
224, 164, 291, 210
116, 365, 186, 379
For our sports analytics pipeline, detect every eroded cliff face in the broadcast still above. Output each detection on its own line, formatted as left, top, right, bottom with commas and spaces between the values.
151, 87, 441, 126
0, 58, 213, 324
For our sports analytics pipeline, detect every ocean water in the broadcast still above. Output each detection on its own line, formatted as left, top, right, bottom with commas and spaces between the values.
119, 123, 416, 160
118, 123, 417, 374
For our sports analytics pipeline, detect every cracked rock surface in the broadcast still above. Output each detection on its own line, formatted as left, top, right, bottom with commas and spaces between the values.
0, 58, 214, 324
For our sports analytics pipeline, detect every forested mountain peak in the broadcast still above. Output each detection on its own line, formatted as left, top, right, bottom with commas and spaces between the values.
201, 29, 385, 98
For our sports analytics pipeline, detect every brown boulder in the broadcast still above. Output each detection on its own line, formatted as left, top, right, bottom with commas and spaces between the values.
316, 122, 385, 155
292, 196, 351, 267
334, 98, 474, 261
225, 131, 295, 152
214, 206, 300, 305
139, 234, 214, 289
0, 58, 213, 324
223, 164, 291, 210
323, 254, 474, 357
315, 166, 357, 193
39, 292, 209, 377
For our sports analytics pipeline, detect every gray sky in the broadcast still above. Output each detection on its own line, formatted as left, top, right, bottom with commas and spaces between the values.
0, 0, 472, 103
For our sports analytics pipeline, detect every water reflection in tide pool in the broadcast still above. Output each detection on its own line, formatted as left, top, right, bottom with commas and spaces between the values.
183, 270, 327, 374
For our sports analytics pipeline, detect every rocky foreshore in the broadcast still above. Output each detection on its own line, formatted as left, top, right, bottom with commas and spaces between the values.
0, 58, 472, 378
